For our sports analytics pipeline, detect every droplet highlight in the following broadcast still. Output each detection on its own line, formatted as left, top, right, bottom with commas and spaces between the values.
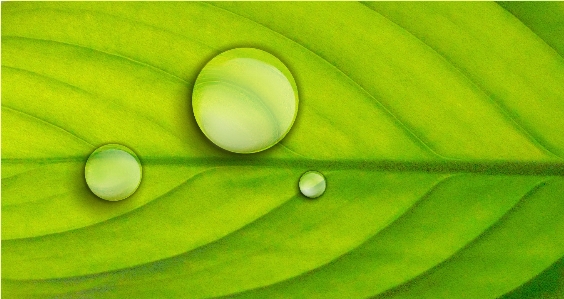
85, 144, 142, 201
299, 171, 326, 199
193, 48, 299, 153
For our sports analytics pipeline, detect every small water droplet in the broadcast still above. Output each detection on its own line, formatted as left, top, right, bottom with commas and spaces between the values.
193, 48, 299, 153
299, 171, 326, 199
85, 144, 142, 201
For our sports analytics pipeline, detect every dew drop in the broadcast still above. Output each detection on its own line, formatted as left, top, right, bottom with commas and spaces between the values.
193, 48, 299, 153
299, 171, 326, 199
85, 144, 142, 201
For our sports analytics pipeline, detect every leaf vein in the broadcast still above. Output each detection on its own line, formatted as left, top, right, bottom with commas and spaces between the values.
205, 174, 457, 298
2, 104, 95, 148
1, 167, 216, 242
204, 2, 451, 160
362, 3, 564, 160
370, 178, 557, 298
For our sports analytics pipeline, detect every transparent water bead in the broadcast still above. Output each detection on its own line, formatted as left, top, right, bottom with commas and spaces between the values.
299, 171, 326, 199
85, 144, 142, 201
193, 48, 299, 153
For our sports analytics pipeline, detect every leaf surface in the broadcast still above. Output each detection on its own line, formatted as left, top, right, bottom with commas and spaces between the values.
2, 2, 563, 298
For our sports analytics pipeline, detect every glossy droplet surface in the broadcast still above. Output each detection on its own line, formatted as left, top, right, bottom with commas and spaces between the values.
85, 144, 142, 201
193, 48, 299, 153
299, 171, 326, 199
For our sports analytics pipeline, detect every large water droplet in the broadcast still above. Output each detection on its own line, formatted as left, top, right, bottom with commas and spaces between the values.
85, 144, 142, 201
193, 48, 299, 153
299, 171, 326, 199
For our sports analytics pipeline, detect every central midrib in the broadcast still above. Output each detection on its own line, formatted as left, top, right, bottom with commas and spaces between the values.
3, 157, 564, 176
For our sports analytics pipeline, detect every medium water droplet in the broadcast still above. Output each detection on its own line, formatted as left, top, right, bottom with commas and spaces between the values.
85, 144, 142, 201
299, 171, 326, 199
193, 48, 299, 153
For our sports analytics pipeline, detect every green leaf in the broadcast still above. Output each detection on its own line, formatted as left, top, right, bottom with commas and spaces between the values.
2, 2, 563, 298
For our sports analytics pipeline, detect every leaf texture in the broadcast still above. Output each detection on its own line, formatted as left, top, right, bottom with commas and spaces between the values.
2, 2, 564, 298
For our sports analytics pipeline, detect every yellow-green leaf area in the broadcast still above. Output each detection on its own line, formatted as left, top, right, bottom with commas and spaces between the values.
2, 2, 563, 299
